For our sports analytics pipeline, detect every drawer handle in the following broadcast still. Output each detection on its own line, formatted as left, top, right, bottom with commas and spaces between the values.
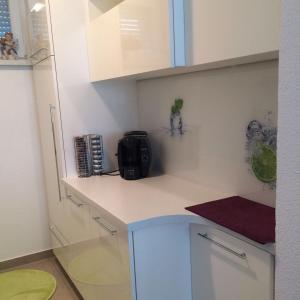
66, 194, 85, 207
93, 217, 117, 236
49, 226, 66, 247
197, 233, 247, 260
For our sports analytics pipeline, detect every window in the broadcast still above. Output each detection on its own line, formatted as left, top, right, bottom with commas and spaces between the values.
0, 0, 11, 37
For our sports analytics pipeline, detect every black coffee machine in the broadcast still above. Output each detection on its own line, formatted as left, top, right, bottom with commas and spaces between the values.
117, 131, 152, 180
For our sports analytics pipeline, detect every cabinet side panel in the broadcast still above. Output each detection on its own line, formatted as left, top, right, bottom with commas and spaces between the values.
133, 223, 192, 300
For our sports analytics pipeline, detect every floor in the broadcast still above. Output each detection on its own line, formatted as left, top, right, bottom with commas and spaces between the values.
1, 257, 81, 300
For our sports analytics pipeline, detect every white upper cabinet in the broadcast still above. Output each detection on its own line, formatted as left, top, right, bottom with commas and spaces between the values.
88, 5, 122, 80
118, 0, 173, 75
87, 0, 280, 82
87, 0, 186, 81
187, 0, 280, 66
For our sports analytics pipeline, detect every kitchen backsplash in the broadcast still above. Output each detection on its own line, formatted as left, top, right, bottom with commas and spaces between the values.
137, 60, 278, 206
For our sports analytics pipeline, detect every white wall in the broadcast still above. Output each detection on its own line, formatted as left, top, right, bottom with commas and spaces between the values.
0, 66, 50, 262
49, 0, 139, 176
276, 0, 300, 298
138, 61, 278, 206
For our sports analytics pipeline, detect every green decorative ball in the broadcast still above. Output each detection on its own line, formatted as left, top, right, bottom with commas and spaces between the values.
251, 144, 276, 183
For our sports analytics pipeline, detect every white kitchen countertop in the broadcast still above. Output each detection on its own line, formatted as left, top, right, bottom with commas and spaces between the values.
63, 174, 230, 225
63, 175, 275, 254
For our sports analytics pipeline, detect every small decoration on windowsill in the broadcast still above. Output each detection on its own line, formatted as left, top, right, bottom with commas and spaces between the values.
0, 32, 18, 60
246, 113, 277, 189
170, 98, 184, 136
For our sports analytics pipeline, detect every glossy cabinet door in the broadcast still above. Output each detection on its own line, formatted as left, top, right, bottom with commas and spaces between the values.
190, 224, 274, 300
88, 0, 178, 81
72, 206, 132, 300
88, 5, 122, 81
88, 0, 279, 81
62, 192, 91, 245
118, 0, 172, 77
58, 190, 132, 300
187, 0, 280, 66
27, 0, 54, 63
32, 56, 65, 232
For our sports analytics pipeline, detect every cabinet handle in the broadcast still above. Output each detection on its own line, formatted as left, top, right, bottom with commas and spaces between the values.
49, 105, 62, 202
49, 225, 66, 247
93, 217, 117, 236
66, 194, 85, 207
197, 233, 247, 260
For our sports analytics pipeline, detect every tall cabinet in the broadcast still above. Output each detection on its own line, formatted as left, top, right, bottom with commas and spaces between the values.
27, 0, 66, 248
27, 1, 134, 299
32, 57, 65, 229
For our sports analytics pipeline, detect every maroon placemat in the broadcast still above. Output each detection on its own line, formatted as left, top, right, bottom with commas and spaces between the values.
186, 196, 275, 244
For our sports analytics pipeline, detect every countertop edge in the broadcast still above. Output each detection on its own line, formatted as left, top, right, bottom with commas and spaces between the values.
62, 177, 275, 255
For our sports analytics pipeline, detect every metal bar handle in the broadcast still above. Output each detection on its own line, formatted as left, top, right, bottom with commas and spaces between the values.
30, 47, 49, 58
66, 194, 84, 207
49, 226, 66, 247
49, 105, 62, 202
93, 217, 117, 236
198, 233, 247, 260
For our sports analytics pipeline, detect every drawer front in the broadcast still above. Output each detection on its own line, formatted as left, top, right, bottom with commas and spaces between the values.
190, 224, 274, 300
49, 224, 70, 271
90, 207, 120, 239
89, 206, 132, 293
63, 190, 91, 245
58, 188, 132, 300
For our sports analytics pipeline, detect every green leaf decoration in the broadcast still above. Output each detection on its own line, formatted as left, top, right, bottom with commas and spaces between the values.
171, 98, 184, 114
251, 144, 276, 183
175, 98, 183, 110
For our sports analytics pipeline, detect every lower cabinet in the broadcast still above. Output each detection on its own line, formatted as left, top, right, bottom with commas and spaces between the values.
49, 189, 132, 300
190, 224, 274, 300
49, 189, 275, 300
132, 221, 274, 300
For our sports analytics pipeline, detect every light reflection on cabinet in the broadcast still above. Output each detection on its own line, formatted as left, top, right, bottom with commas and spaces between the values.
50, 190, 132, 300
87, 0, 280, 82
87, 0, 186, 81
